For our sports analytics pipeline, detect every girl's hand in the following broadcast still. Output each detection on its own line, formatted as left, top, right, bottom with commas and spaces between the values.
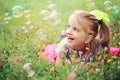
55, 56, 64, 66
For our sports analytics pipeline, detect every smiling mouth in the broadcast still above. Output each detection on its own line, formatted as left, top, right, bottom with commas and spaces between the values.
67, 37, 74, 42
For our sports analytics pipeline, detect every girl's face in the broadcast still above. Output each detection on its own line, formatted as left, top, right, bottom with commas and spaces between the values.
66, 14, 88, 51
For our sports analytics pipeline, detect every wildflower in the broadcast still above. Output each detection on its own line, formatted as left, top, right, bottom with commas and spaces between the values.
50, 67, 57, 76
50, 67, 55, 72
117, 66, 120, 69
101, 59, 105, 63
118, 60, 120, 64
97, 55, 102, 61
95, 68, 100, 72
80, 61, 85, 67
103, 47, 108, 52
15, 56, 21, 63
116, 28, 119, 33
111, 23, 116, 27
110, 47, 120, 56
107, 59, 112, 63
67, 71, 76, 80
37, 51, 42, 56
112, 55, 117, 59
23, 63, 35, 77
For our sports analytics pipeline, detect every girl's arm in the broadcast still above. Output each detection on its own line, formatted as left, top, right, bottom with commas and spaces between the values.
55, 38, 69, 66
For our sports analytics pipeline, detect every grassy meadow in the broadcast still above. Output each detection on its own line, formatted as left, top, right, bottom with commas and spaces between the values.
0, 0, 120, 80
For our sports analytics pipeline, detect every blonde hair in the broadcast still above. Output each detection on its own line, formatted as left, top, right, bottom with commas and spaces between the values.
72, 10, 111, 53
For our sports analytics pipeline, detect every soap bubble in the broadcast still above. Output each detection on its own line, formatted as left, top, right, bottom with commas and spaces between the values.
49, 11, 61, 25
104, 0, 112, 10
23, 63, 35, 77
4, 12, 12, 24
48, 3, 56, 11
37, 29, 46, 40
87, 0, 95, 8
12, 5, 23, 18
23, 10, 31, 18
26, 20, 33, 29
22, 26, 28, 33
48, 3, 61, 25
40, 10, 50, 20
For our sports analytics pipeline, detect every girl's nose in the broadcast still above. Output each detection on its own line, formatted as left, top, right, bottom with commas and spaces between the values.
66, 28, 72, 35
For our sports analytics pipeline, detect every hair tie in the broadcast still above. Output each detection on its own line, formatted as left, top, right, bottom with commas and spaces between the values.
98, 20, 103, 25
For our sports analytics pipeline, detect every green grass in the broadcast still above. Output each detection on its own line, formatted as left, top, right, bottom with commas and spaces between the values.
0, 0, 120, 80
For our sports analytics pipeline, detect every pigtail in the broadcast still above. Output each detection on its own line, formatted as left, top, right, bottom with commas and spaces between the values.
98, 20, 111, 52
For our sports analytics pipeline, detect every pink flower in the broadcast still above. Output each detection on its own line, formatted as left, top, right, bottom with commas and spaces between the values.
101, 59, 105, 63
15, 56, 21, 63
110, 47, 120, 56
118, 60, 120, 64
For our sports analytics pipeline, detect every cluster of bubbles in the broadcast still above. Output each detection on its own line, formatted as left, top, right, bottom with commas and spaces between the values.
104, 0, 120, 14
3, 5, 48, 40
37, 29, 46, 40
4, 5, 32, 24
4, 5, 34, 33
40, 2, 61, 26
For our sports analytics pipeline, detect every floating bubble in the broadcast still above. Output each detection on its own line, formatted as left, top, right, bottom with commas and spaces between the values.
23, 63, 35, 77
23, 10, 31, 18
48, 3, 61, 25
40, 10, 50, 20
37, 29, 46, 40
22, 26, 28, 33
87, 0, 95, 8
49, 10, 61, 25
48, 3, 57, 11
104, 0, 112, 10
4, 12, 12, 24
26, 20, 33, 29
12, 5, 23, 18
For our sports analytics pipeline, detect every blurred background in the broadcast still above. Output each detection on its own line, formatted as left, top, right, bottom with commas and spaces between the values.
0, 0, 120, 80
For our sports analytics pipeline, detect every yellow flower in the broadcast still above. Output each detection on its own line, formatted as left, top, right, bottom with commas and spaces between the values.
118, 42, 120, 45
117, 66, 120, 69
97, 55, 102, 61
37, 52, 42, 56
112, 55, 117, 59
50, 67, 55, 72
25, 38, 28, 41
107, 59, 112, 63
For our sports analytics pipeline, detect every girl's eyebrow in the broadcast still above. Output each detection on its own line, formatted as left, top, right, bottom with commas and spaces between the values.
67, 25, 70, 27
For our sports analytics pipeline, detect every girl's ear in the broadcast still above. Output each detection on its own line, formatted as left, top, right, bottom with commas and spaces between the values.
85, 35, 94, 43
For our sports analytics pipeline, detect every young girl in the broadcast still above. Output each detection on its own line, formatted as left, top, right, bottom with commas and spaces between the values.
55, 10, 111, 66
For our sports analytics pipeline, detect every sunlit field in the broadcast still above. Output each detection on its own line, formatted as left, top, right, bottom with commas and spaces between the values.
0, 0, 120, 80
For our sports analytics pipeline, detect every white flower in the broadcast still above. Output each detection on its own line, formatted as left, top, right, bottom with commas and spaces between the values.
95, 68, 100, 72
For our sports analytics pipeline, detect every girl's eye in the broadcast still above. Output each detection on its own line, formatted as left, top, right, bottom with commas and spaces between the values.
73, 27, 79, 32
